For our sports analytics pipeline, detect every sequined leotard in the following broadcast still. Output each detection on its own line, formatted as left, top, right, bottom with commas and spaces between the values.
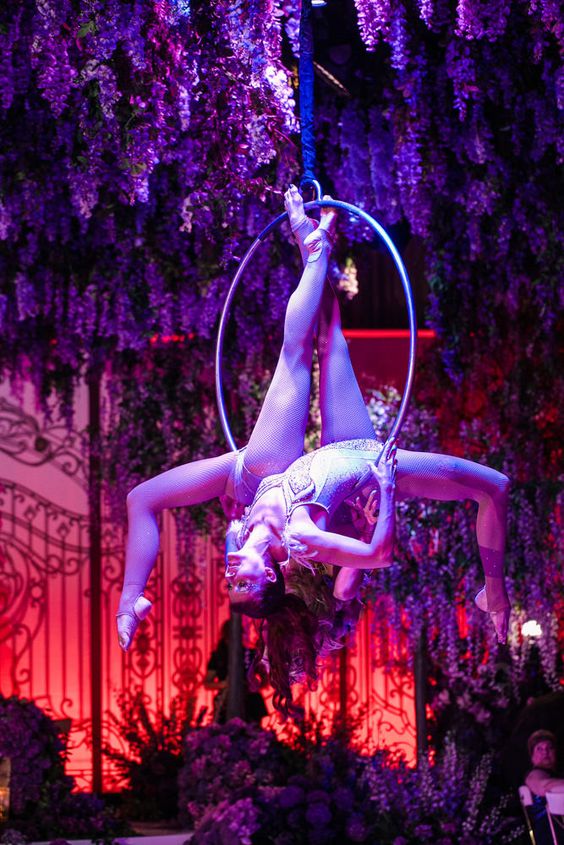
250, 438, 383, 518
239, 438, 384, 566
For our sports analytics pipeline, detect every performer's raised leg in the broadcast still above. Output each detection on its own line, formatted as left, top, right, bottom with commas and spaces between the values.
243, 194, 336, 477
287, 186, 374, 445
316, 283, 379, 602
317, 284, 376, 445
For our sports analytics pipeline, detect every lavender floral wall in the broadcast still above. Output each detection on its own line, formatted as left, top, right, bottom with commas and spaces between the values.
0, 0, 561, 747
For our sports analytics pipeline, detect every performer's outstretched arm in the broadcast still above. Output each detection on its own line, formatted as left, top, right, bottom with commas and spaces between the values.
117, 450, 237, 650
395, 449, 510, 641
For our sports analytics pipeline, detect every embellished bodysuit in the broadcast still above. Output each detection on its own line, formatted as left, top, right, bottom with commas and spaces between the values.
253, 438, 383, 518
237, 438, 385, 563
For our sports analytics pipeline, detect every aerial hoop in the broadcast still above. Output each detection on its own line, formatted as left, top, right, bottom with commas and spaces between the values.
215, 198, 417, 456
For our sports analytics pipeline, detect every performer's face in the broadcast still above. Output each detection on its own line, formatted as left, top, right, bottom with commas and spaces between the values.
225, 547, 277, 595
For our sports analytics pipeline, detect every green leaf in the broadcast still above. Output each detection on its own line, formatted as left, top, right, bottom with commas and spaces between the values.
77, 20, 96, 39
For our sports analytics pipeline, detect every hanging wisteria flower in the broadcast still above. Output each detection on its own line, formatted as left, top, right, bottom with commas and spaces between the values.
0, 0, 560, 749
336, 257, 359, 299
354, 0, 392, 49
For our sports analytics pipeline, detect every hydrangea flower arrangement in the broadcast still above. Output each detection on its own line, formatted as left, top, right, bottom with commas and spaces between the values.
178, 718, 295, 829
0, 695, 65, 816
183, 719, 523, 844
0, 695, 125, 842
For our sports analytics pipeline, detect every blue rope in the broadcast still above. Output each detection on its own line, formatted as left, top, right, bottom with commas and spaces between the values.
299, 0, 317, 192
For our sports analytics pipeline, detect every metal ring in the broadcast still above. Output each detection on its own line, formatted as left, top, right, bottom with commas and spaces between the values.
215, 199, 417, 455
299, 178, 322, 201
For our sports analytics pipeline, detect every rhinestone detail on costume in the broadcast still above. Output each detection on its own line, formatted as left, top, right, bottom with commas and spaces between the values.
321, 438, 382, 452
287, 451, 316, 498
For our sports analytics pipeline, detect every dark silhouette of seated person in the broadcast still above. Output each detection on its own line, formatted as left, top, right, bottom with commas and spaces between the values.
525, 730, 564, 844
204, 619, 267, 725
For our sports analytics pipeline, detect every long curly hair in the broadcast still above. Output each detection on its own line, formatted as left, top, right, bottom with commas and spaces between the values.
246, 566, 363, 720
226, 521, 363, 719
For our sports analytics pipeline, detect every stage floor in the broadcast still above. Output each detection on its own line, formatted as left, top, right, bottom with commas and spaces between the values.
33, 835, 192, 845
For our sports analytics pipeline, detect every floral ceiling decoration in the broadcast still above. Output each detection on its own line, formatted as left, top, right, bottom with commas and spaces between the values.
0, 0, 561, 726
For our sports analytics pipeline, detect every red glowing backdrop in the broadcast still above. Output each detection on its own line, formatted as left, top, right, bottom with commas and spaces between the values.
0, 333, 434, 790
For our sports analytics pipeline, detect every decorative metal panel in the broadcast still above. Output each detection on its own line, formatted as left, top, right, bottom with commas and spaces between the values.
0, 395, 416, 794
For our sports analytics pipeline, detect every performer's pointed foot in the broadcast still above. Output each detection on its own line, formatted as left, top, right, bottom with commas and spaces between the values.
491, 607, 510, 643
303, 197, 336, 262
319, 196, 337, 239
285, 184, 310, 231
474, 586, 510, 643
116, 594, 153, 651
285, 184, 316, 246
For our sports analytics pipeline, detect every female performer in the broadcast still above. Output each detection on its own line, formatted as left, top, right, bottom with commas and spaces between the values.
117, 187, 510, 717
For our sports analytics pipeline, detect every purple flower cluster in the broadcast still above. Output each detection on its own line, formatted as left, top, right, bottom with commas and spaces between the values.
183, 719, 522, 843
354, 0, 392, 50
193, 797, 260, 845
0, 0, 299, 423
319, 0, 562, 354
0, 695, 124, 841
178, 718, 288, 829
0, 695, 65, 815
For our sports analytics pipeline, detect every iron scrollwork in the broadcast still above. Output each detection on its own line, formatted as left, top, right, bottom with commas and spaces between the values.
0, 398, 85, 486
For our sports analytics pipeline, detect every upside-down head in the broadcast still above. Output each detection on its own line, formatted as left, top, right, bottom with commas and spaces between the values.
226, 546, 286, 618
